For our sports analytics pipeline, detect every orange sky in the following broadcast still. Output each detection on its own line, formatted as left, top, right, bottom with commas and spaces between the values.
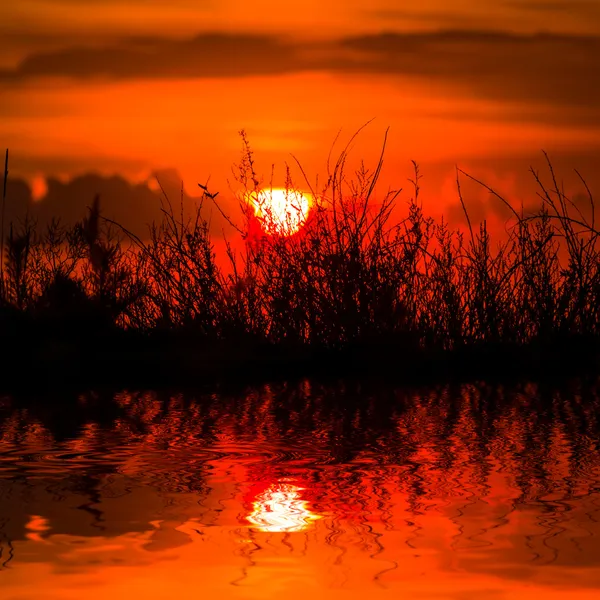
1, 0, 599, 235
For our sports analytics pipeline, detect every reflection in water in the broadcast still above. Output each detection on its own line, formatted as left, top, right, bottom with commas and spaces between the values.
247, 483, 321, 532
0, 379, 600, 598
24, 515, 51, 544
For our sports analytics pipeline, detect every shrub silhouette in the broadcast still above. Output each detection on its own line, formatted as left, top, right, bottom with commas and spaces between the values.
0, 137, 598, 385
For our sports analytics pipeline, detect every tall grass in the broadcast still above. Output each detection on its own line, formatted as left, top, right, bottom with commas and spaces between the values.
1, 149, 8, 297
0, 138, 598, 378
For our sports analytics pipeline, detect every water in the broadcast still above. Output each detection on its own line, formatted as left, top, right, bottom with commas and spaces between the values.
1, 379, 600, 599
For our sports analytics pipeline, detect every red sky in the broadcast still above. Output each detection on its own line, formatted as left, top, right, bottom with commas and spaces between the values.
1, 0, 599, 234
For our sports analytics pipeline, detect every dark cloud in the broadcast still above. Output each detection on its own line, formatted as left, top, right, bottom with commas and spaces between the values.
1, 30, 598, 124
0, 31, 125, 62
441, 151, 600, 226
2, 171, 232, 238
3, 152, 598, 236
34, 174, 162, 232
0, 33, 304, 82
2, 178, 33, 224
368, 9, 496, 29
339, 30, 600, 112
370, 2, 600, 30
6, 153, 149, 177
503, 0, 600, 16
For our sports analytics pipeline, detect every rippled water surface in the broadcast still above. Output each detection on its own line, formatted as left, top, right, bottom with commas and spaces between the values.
1, 379, 600, 599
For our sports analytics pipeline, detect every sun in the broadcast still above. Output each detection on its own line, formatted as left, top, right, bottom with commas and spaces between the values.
250, 188, 311, 236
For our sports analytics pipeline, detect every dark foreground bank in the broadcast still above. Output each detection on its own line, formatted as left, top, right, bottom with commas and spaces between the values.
2, 324, 598, 394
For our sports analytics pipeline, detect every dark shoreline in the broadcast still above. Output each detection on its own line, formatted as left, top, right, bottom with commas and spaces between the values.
3, 329, 599, 397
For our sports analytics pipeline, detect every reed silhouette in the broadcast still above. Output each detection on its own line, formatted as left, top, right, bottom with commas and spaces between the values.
0, 136, 598, 390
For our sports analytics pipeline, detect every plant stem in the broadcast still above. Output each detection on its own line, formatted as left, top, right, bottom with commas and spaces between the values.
1, 149, 8, 294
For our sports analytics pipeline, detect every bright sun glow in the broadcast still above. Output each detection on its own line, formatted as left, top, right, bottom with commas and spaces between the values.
250, 188, 311, 236
247, 483, 321, 532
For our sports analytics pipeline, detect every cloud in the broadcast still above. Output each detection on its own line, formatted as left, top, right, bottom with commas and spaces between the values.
2, 178, 33, 225
503, 0, 600, 16
2, 171, 232, 238
34, 174, 162, 232
369, 1, 600, 31
442, 151, 600, 226
3, 152, 598, 240
367, 9, 497, 29
338, 30, 600, 112
5, 153, 149, 177
0, 33, 304, 82
0, 29, 598, 125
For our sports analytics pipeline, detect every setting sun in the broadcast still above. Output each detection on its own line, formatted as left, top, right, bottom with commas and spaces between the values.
249, 188, 311, 236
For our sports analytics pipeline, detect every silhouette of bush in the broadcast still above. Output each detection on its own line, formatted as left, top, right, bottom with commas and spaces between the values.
0, 137, 598, 385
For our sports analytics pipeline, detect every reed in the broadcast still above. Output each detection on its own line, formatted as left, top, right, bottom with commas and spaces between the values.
1, 149, 7, 297
0, 139, 598, 383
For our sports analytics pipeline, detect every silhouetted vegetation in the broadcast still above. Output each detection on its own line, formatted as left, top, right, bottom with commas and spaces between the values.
0, 135, 599, 389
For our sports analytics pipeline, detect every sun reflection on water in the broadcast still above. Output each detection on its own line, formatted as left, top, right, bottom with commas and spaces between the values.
247, 483, 321, 532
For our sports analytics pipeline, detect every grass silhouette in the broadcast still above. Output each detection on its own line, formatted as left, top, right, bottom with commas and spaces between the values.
0, 135, 598, 390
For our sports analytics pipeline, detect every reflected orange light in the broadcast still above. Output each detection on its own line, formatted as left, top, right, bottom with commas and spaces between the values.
247, 483, 321, 532
25, 514, 51, 544
250, 188, 311, 236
